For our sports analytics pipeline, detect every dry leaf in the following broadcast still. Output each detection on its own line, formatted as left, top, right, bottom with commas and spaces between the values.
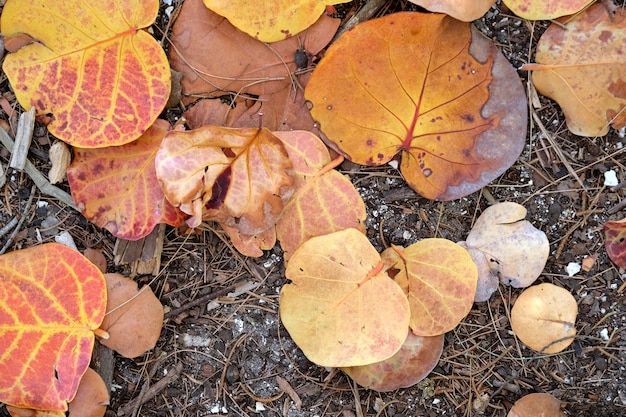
48, 141, 71, 184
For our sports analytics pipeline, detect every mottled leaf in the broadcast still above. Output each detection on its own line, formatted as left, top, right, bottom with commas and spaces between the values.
0, 244, 106, 411
305, 12, 526, 200
341, 331, 443, 392
67, 120, 187, 240
1, 0, 170, 148
280, 229, 410, 367
503, 0, 593, 20
408, 0, 495, 21
522, 3, 626, 136
604, 218, 626, 268
203, 0, 349, 42
220, 224, 276, 258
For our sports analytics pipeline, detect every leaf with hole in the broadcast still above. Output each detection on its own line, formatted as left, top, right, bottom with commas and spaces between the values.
522, 3, 626, 136
1, 0, 170, 148
305, 12, 527, 200
0, 244, 106, 411
604, 218, 626, 268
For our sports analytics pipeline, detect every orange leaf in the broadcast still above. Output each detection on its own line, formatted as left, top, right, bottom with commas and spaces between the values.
67, 120, 187, 240
220, 224, 277, 258
604, 218, 626, 268
0, 244, 106, 411
156, 126, 295, 233
5, 407, 64, 417
280, 229, 410, 367
67, 368, 109, 417
1, 0, 170, 148
502, 0, 593, 20
169, 0, 339, 131
522, 3, 626, 136
407, 0, 495, 21
305, 12, 527, 200
398, 239, 477, 336
99, 273, 163, 359
202, 0, 350, 42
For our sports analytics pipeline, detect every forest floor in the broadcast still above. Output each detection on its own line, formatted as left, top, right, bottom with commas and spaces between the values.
1, 1, 625, 416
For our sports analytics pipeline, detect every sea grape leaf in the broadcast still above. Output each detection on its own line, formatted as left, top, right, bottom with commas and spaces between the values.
604, 218, 626, 268
341, 331, 444, 392
203, 0, 349, 42
67, 368, 108, 417
0, 243, 106, 411
280, 229, 410, 367
508, 393, 566, 417
220, 224, 276, 258
67, 120, 187, 240
169, 0, 339, 131
99, 273, 163, 359
398, 239, 477, 336
5, 407, 63, 417
305, 12, 527, 200
407, 0, 495, 21
502, 0, 593, 20
522, 3, 626, 136
1, 0, 170, 148
273, 131, 366, 260
156, 126, 295, 231
457, 202, 549, 302
510, 283, 577, 354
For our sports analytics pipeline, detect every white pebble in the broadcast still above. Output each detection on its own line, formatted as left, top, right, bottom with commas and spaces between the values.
566, 262, 581, 277
604, 170, 619, 187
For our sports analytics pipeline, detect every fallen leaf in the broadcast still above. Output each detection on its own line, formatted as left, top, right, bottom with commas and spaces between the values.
169, 0, 339, 131
280, 229, 410, 367
48, 141, 71, 185
502, 0, 593, 20
1, 0, 170, 148
67, 368, 109, 417
341, 331, 444, 392
0, 243, 106, 411
407, 0, 495, 21
510, 283, 577, 354
305, 12, 527, 200
220, 224, 276, 258
604, 218, 626, 268
5, 407, 64, 417
508, 392, 566, 417
99, 273, 163, 358
522, 3, 626, 136
458, 202, 549, 302
203, 0, 349, 42
397, 239, 477, 336
67, 119, 187, 240
581, 253, 598, 272
83, 248, 108, 274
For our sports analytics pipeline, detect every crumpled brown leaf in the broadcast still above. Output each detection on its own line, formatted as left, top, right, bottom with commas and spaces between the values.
169, 0, 339, 131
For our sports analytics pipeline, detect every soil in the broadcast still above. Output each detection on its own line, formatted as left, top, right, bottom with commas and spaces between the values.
1, 1, 626, 417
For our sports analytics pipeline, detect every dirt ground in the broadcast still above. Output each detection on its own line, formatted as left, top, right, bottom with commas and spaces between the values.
1, 1, 626, 416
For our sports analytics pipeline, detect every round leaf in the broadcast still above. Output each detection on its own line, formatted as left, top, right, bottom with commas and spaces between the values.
1, 0, 170, 148
305, 12, 527, 200
67, 368, 109, 417
280, 229, 410, 367
510, 283, 577, 354
408, 0, 495, 21
508, 393, 566, 417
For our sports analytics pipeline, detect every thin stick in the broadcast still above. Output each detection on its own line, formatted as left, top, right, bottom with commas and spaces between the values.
0, 185, 36, 254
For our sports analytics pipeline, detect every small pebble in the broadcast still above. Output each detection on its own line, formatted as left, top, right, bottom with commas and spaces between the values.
604, 170, 618, 187
566, 262, 581, 277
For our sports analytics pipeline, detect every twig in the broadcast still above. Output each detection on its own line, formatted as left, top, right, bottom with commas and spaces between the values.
0, 185, 36, 254
163, 283, 237, 319
9, 107, 36, 171
0, 128, 77, 210
117, 362, 183, 416
0, 217, 18, 239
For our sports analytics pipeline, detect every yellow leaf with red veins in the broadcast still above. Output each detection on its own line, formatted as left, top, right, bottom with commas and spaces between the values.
305, 12, 527, 200
0, 244, 106, 411
203, 0, 349, 42
67, 120, 187, 240
503, 0, 593, 20
280, 229, 410, 367
1, 0, 170, 148
157, 126, 295, 233
523, 3, 626, 136
398, 239, 477, 336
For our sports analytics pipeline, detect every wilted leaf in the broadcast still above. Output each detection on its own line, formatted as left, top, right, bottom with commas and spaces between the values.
220, 224, 276, 258
502, 0, 593, 20
67, 368, 109, 417
397, 239, 477, 336
305, 12, 527, 200
341, 331, 444, 392
280, 229, 410, 367
408, 0, 495, 21
67, 120, 187, 240
169, 0, 339, 131
203, 0, 349, 42
522, 3, 626, 136
1, 0, 170, 148
0, 244, 106, 411
99, 273, 163, 359
510, 283, 577, 354
157, 126, 295, 233
603, 218, 626, 268
508, 393, 566, 417
458, 202, 549, 302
